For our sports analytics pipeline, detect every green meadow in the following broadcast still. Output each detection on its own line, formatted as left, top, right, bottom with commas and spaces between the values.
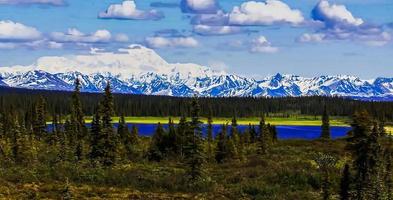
81, 115, 350, 126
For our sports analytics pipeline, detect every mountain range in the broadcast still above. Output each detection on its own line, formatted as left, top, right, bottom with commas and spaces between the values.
0, 45, 392, 100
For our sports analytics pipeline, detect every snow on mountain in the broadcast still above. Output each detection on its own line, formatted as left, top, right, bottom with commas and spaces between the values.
0, 44, 392, 100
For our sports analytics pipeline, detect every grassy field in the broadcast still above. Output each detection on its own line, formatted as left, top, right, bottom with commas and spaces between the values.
81, 116, 350, 126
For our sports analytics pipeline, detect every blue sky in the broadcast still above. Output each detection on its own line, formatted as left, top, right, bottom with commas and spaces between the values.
0, 0, 392, 78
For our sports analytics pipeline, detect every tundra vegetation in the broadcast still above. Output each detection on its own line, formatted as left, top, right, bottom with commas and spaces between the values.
0, 81, 392, 199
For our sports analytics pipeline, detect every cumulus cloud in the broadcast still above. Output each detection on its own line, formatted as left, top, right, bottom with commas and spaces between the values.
0, 20, 42, 42
180, 0, 220, 14
50, 28, 113, 43
189, 1, 303, 36
145, 36, 199, 48
217, 36, 278, 53
0, 0, 65, 6
228, 0, 304, 26
297, 33, 325, 43
99, 0, 164, 20
312, 0, 363, 27
299, 0, 391, 46
250, 36, 278, 53
193, 25, 244, 36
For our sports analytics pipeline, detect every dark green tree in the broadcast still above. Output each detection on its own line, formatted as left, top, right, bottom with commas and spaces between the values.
185, 98, 206, 181
321, 105, 331, 140
89, 108, 102, 162
33, 95, 47, 139
206, 114, 214, 162
340, 164, 351, 200
70, 78, 87, 161
257, 116, 268, 155
314, 153, 337, 200
215, 124, 227, 163
148, 122, 165, 161
348, 110, 383, 200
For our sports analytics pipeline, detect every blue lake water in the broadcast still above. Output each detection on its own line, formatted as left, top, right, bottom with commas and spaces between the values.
51, 124, 351, 140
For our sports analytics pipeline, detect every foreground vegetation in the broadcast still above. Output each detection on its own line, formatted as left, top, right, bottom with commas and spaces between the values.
0, 80, 392, 199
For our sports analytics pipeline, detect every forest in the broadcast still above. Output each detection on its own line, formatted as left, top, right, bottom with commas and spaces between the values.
0, 81, 392, 199
1, 86, 393, 120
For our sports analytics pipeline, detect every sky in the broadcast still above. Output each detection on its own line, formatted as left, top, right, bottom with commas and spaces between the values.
0, 0, 392, 79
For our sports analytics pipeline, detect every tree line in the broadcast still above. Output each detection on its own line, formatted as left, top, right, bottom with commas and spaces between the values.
1, 86, 393, 121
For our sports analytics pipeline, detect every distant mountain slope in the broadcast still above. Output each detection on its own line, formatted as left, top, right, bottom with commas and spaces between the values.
0, 45, 392, 100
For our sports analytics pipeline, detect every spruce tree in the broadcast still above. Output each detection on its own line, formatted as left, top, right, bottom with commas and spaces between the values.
321, 105, 331, 140
10, 115, 27, 164
89, 108, 102, 162
100, 82, 117, 166
384, 143, 393, 200
207, 114, 214, 162
148, 122, 165, 161
185, 98, 205, 181
270, 125, 278, 143
177, 116, 187, 157
167, 117, 177, 155
348, 110, 383, 200
215, 124, 227, 163
70, 78, 87, 161
314, 153, 337, 200
33, 95, 47, 139
117, 114, 130, 160
340, 164, 351, 200
258, 116, 268, 155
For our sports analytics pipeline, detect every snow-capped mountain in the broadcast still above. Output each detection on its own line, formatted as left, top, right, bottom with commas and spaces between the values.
0, 44, 392, 100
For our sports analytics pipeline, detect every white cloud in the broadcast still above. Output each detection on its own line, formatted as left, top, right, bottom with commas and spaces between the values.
114, 33, 129, 42
250, 36, 278, 53
228, 0, 304, 26
312, 0, 363, 27
193, 25, 243, 35
300, 0, 392, 46
0, 20, 42, 42
50, 28, 112, 43
217, 36, 278, 53
99, 0, 164, 20
145, 36, 199, 48
180, 0, 220, 14
0, 0, 65, 6
297, 33, 325, 43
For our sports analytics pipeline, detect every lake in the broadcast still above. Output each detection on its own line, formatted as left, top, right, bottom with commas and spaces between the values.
49, 124, 351, 140
101, 124, 351, 140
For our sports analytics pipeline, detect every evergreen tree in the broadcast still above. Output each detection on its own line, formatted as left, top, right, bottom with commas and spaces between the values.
10, 115, 27, 164
130, 125, 139, 145
148, 122, 165, 161
70, 78, 87, 161
88, 83, 117, 166
384, 143, 393, 200
379, 120, 386, 137
215, 124, 227, 163
321, 105, 331, 140
117, 114, 130, 160
340, 164, 351, 200
348, 110, 383, 200
166, 117, 177, 155
257, 116, 268, 155
176, 116, 187, 157
207, 114, 214, 162
185, 98, 205, 181
314, 153, 337, 200
33, 95, 47, 139
270, 125, 278, 143
89, 109, 102, 162
248, 124, 257, 143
